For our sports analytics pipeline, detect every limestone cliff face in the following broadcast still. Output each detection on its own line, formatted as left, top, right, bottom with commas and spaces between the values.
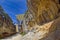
24, 0, 59, 32
0, 6, 16, 38
27, 0, 59, 25
39, 17, 60, 40
23, 0, 60, 40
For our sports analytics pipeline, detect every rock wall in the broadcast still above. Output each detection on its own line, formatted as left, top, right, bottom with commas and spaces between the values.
0, 6, 16, 38
21, 0, 60, 40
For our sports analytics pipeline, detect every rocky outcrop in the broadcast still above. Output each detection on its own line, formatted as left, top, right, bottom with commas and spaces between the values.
21, 0, 60, 40
1, 17, 60, 40
22, 17, 60, 40
0, 6, 16, 38
27, 0, 59, 25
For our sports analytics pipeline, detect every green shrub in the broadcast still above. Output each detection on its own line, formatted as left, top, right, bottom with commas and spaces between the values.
20, 32, 26, 36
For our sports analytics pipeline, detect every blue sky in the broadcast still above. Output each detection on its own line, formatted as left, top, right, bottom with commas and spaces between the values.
0, 0, 27, 24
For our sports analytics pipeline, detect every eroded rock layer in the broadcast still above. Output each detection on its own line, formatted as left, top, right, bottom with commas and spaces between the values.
27, 0, 59, 25
22, 0, 60, 40
0, 6, 16, 38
